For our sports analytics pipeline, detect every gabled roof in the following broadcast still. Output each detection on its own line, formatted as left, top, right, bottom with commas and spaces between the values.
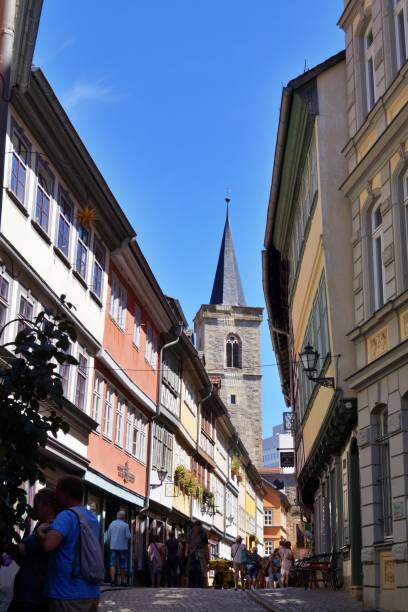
210, 208, 246, 306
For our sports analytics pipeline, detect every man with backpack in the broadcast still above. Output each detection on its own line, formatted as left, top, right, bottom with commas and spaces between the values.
38, 476, 103, 612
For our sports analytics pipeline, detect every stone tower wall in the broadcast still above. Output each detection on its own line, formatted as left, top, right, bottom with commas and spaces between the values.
195, 304, 263, 467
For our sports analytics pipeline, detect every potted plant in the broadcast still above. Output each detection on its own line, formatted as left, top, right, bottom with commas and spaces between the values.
175, 464, 186, 487
231, 456, 240, 476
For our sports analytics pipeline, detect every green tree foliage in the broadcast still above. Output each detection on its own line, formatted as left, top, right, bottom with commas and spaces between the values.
0, 295, 77, 552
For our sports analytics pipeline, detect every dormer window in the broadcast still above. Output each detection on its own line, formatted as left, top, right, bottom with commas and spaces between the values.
226, 334, 241, 368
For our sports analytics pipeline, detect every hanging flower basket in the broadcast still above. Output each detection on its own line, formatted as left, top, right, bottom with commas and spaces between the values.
184, 470, 198, 496
175, 465, 186, 488
77, 206, 97, 227
231, 456, 240, 476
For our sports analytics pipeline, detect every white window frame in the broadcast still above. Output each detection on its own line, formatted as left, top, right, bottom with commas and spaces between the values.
371, 201, 385, 311
364, 23, 376, 112
264, 508, 273, 526
377, 407, 393, 538
264, 540, 274, 556
91, 235, 105, 299
17, 290, 35, 335
145, 322, 157, 368
35, 161, 53, 234
0, 271, 11, 335
103, 385, 115, 439
75, 349, 88, 411
92, 374, 103, 430
56, 188, 73, 259
75, 223, 90, 281
133, 304, 142, 348
10, 123, 29, 205
115, 396, 125, 447
109, 272, 127, 329
395, 0, 408, 69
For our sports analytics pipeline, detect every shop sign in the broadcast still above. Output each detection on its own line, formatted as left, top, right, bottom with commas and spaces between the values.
280, 451, 294, 468
283, 412, 294, 432
118, 461, 135, 484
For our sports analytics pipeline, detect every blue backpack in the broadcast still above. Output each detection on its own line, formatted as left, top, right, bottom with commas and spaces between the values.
68, 508, 105, 585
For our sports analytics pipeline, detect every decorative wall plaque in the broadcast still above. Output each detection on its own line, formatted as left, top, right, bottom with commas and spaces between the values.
367, 326, 389, 362
400, 310, 408, 341
118, 461, 135, 484
380, 551, 395, 591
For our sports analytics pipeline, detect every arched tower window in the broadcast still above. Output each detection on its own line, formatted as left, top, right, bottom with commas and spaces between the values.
226, 334, 241, 369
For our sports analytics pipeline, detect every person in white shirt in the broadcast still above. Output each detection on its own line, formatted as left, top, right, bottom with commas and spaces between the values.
231, 535, 247, 591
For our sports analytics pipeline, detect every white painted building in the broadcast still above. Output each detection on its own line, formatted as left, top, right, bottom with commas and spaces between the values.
262, 424, 294, 473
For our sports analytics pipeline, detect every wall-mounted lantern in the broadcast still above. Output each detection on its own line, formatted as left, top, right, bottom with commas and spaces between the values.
299, 344, 334, 388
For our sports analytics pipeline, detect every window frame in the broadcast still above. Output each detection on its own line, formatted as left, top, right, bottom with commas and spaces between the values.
75, 222, 90, 281
364, 23, 376, 113
394, 0, 408, 70
92, 374, 103, 430
133, 304, 142, 348
0, 271, 11, 335
226, 334, 241, 369
10, 123, 30, 205
74, 350, 88, 411
17, 291, 35, 335
35, 161, 54, 234
376, 408, 393, 539
91, 235, 105, 299
371, 201, 385, 312
56, 188, 73, 259
109, 272, 127, 329
103, 385, 115, 439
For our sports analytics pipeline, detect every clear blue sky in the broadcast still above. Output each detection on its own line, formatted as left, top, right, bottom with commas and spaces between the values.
34, 0, 344, 438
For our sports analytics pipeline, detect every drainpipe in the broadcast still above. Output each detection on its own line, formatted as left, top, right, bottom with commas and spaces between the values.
0, 0, 16, 227
138, 324, 183, 516
192, 378, 212, 521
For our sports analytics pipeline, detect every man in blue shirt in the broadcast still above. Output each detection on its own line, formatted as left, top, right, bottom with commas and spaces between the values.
105, 511, 131, 586
38, 476, 100, 612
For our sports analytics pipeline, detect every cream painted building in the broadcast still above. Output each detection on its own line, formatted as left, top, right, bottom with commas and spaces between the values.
339, 1, 408, 609
263, 52, 362, 592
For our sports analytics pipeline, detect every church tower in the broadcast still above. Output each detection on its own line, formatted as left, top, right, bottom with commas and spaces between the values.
194, 201, 263, 467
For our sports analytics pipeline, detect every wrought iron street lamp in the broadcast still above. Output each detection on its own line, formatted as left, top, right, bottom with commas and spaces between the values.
150, 467, 168, 489
299, 344, 334, 388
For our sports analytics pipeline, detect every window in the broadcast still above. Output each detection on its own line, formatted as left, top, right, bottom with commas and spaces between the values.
75, 351, 88, 411
133, 305, 142, 347
0, 274, 10, 330
364, 24, 376, 112
376, 408, 393, 538
161, 349, 181, 416
125, 405, 147, 462
230, 394, 236, 405
92, 375, 103, 428
103, 385, 114, 439
395, 0, 408, 69
17, 294, 34, 334
115, 397, 125, 447
298, 274, 330, 418
10, 127, 29, 203
92, 236, 105, 299
288, 135, 318, 288
226, 334, 241, 368
145, 322, 158, 369
35, 164, 53, 233
371, 201, 385, 311
184, 381, 197, 416
57, 191, 73, 257
152, 422, 173, 474
109, 273, 127, 328
76, 223, 90, 280
264, 540, 274, 556
59, 350, 71, 399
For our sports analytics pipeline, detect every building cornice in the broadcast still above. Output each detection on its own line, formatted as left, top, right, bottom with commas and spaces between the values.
345, 339, 408, 391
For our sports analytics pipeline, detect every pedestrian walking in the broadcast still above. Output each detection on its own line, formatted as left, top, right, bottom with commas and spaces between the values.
105, 510, 131, 587
165, 530, 181, 587
268, 548, 281, 588
247, 546, 261, 590
8, 488, 57, 612
231, 535, 247, 591
186, 521, 209, 588
280, 541, 293, 588
147, 535, 164, 588
38, 476, 103, 612
177, 533, 188, 588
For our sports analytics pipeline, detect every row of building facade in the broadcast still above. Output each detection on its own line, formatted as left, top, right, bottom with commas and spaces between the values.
263, 1, 408, 610
0, 3, 271, 585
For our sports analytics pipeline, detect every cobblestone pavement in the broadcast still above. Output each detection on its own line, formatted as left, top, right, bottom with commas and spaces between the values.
100, 587, 264, 611
100, 587, 366, 612
250, 587, 365, 612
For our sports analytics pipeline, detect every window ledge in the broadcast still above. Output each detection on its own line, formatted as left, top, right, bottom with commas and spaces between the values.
90, 290, 103, 308
109, 316, 125, 333
102, 434, 113, 444
31, 219, 51, 245
72, 269, 88, 290
6, 188, 28, 216
53, 245, 71, 269
114, 442, 124, 451
132, 342, 140, 351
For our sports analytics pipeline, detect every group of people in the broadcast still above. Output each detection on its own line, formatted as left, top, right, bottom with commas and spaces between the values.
8, 476, 101, 612
146, 520, 209, 588
231, 536, 293, 590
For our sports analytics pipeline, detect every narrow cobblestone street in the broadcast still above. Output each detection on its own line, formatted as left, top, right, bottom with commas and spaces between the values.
100, 587, 365, 612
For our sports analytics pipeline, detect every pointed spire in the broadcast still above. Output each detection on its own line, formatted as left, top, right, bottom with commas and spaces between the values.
210, 197, 246, 307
